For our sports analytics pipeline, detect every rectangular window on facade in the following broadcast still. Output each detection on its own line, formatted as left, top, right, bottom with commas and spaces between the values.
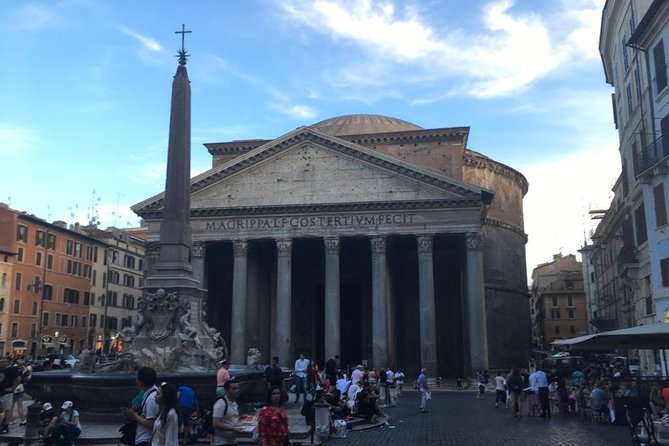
654, 39, 668, 93
627, 83, 633, 115
14, 272, 21, 291
55, 313, 61, 327
36, 230, 45, 247
42, 312, 49, 327
46, 254, 53, 270
32, 301, 37, 315
12, 300, 19, 314
92, 270, 96, 287
43, 284, 52, 301
567, 295, 574, 306
635, 66, 642, 101
63, 288, 80, 304
623, 36, 629, 71
11, 323, 17, 338
646, 295, 654, 315
551, 308, 561, 319
635, 204, 648, 244
71, 316, 77, 328
90, 313, 96, 328
551, 295, 558, 306
661, 257, 669, 287
61, 314, 68, 327
655, 183, 668, 227
16, 225, 27, 242
124, 255, 136, 269
35, 252, 42, 266
47, 234, 56, 250
82, 316, 87, 328
17, 247, 24, 262
66, 240, 74, 255
568, 308, 575, 318
74, 242, 81, 258
30, 324, 36, 338
83, 292, 90, 306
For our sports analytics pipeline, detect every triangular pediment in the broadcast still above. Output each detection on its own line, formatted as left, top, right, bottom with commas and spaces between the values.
133, 128, 491, 217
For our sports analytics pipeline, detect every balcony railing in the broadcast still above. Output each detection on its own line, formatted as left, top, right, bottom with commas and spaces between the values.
634, 136, 669, 176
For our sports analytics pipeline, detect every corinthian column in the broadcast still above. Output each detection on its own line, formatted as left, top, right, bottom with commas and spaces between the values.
370, 236, 388, 368
230, 240, 248, 364
466, 232, 488, 373
417, 235, 437, 373
324, 237, 341, 361
275, 239, 292, 367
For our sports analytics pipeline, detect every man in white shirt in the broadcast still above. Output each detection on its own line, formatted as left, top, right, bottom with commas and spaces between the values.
212, 380, 242, 446
121, 367, 159, 446
347, 381, 361, 402
294, 353, 309, 404
529, 368, 550, 418
384, 368, 395, 407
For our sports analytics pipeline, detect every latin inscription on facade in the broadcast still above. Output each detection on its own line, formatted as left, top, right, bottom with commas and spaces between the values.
204, 213, 417, 231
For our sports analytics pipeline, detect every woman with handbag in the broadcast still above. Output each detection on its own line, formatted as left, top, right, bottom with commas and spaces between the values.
257, 387, 289, 446
152, 383, 179, 446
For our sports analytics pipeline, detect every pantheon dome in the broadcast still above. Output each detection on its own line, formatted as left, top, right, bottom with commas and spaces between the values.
310, 114, 423, 136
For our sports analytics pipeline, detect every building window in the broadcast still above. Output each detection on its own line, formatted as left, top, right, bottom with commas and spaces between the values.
17, 247, 24, 262
0, 298, 4, 312
12, 300, 19, 314
42, 312, 49, 327
47, 233, 56, 250
83, 292, 91, 306
66, 240, 73, 255
123, 275, 135, 287
0, 273, 5, 287
43, 284, 53, 301
568, 308, 575, 319
646, 295, 654, 315
567, 295, 574, 306
63, 288, 80, 304
654, 39, 668, 93
551, 295, 558, 306
35, 252, 42, 266
16, 225, 27, 242
551, 308, 561, 319
32, 301, 37, 315
623, 36, 629, 71
124, 255, 136, 269
71, 315, 78, 328
30, 324, 36, 338
11, 323, 17, 338
36, 230, 45, 247
90, 313, 97, 328
661, 257, 669, 287
626, 83, 633, 115
82, 316, 87, 328
61, 314, 68, 327
46, 254, 53, 270
655, 183, 668, 227
635, 66, 642, 101
14, 272, 21, 291
635, 204, 648, 244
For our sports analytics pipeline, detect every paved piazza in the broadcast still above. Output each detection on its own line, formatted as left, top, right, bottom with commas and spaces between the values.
331, 390, 629, 446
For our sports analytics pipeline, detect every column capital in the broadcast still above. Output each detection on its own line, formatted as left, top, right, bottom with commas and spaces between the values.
465, 232, 484, 251
145, 242, 161, 259
191, 241, 206, 258
324, 236, 340, 255
416, 235, 434, 254
276, 239, 292, 257
232, 240, 248, 256
370, 236, 386, 254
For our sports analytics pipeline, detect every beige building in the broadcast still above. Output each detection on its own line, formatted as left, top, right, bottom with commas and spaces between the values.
531, 254, 588, 346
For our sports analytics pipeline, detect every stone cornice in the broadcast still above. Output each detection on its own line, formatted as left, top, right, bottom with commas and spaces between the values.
134, 129, 488, 215
483, 218, 528, 242
205, 140, 270, 156
342, 127, 469, 146
463, 152, 529, 196
138, 198, 482, 221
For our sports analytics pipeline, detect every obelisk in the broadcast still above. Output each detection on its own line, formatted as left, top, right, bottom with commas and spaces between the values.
132, 26, 215, 354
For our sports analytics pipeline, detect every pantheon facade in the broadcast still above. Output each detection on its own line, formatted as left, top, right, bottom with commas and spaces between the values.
133, 114, 530, 377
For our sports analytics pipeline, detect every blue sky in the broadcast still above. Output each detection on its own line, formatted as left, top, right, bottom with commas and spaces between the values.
0, 0, 620, 277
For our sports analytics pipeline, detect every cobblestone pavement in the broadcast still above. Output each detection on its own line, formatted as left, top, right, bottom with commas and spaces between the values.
330, 390, 631, 446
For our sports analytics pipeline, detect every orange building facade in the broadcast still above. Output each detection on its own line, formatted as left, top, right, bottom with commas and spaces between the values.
0, 204, 104, 356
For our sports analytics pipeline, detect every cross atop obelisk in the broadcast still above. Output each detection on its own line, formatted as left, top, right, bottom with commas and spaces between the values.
175, 24, 192, 66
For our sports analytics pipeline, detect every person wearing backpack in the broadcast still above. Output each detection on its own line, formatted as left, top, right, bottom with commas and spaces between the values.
212, 380, 243, 445
122, 367, 159, 446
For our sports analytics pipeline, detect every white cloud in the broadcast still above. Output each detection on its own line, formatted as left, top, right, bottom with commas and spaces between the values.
279, 0, 603, 99
277, 104, 318, 120
119, 26, 165, 63
8, 3, 54, 31
0, 123, 41, 155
